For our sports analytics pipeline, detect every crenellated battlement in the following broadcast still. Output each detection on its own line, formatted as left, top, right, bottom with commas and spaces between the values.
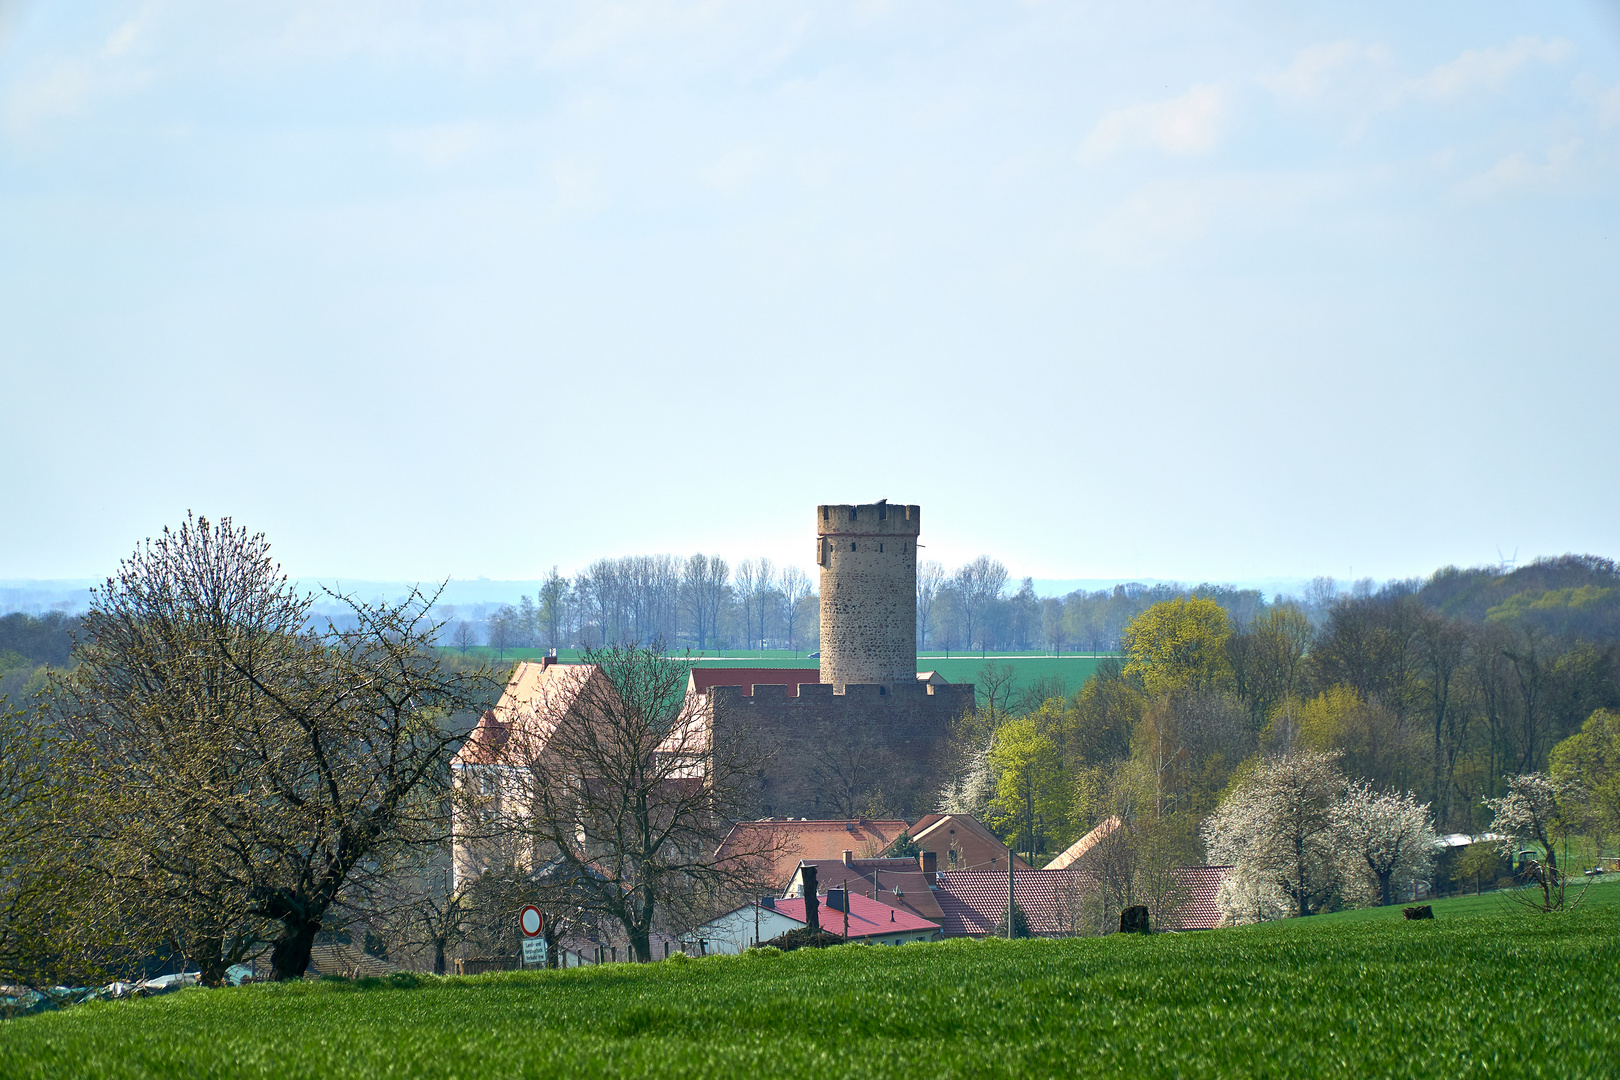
816, 502, 921, 538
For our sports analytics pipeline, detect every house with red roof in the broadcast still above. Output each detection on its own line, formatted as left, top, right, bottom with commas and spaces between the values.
931, 865, 1233, 936
690, 890, 941, 953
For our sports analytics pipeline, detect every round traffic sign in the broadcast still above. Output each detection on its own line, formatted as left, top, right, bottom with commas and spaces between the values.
519, 905, 543, 938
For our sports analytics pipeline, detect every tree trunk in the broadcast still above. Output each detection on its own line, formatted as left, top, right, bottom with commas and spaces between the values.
1378, 869, 1393, 908
433, 941, 447, 976
195, 935, 228, 987
269, 919, 320, 981
630, 927, 652, 963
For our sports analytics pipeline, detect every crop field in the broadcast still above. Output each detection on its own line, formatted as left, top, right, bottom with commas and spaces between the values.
6, 884, 1618, 1080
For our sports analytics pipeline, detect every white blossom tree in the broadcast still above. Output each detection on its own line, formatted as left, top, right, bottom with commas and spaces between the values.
1203, 750, 1347, 921
1484, 772, 1583, 911
1332, 782, 1438, 908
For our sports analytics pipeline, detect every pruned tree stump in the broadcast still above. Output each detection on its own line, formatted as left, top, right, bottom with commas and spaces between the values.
1119, 906, 1151, 934
1402, 905, 1433, 920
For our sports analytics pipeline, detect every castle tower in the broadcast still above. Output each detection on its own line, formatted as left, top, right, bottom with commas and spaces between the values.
816, 501, 919, 686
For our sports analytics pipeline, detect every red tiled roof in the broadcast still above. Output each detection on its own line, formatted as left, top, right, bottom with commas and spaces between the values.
933, 870, 1087, 936
770, 892, 940, 939
687, 668, 821, 696
1175, 865, 1231, 931
714, 819, 910, 888
932, 865, 1234, 936
791, 860, 945, 922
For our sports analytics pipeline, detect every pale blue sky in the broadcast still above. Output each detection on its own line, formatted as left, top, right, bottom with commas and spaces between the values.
3, 2, 1617, 586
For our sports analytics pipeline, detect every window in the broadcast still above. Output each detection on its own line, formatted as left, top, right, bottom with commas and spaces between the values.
879, 543, 883, 553
851, 542, 856, 551
849, 508, 857, 521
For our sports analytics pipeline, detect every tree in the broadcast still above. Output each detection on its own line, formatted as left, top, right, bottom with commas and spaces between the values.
1203, 751, 1347, 919
539, 567, 569, 649
57, 514, 498, 982
917, 561, 945, 650
779, 566, 810, 655
1121, 599, 1233, 698
987, 717, 1066, 863
484, 643, 780, 962
452, 620, 479, 654
804, 725, 898, 818
1550, 709, 1620, 846
1331, 782, 1437, 907
1484, 772, 1582, 911
682, 555, 728, 651
488, 606, 515, 658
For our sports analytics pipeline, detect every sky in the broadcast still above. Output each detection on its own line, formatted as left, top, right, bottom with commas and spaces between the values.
3, 1, 1618, 589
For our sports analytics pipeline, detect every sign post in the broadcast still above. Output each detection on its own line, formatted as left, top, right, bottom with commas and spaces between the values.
519, 905, 546, 968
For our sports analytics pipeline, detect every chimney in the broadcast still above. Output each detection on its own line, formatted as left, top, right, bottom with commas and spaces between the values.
802, 865, 819, 931
919, 851, 937, 878
826, 888, 847, 912
842, 849, 853, 867
540, 654, 555, 669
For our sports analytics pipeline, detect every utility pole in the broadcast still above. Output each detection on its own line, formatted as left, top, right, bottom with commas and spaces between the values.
1007, 847, 1016, 940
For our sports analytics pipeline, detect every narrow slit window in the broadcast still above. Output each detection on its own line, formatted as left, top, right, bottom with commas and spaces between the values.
851, 542, 856, 551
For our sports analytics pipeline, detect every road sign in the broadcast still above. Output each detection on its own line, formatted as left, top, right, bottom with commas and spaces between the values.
521, 937, 547, 965
519, 905, 543, 938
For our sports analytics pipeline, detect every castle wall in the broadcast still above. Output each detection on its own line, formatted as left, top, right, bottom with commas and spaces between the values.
709, 680, 974, 818
816, 502, 920, 686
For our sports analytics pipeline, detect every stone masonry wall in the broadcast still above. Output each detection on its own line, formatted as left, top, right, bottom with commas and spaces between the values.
817, 502, 920, 686
710, 680, 974, 818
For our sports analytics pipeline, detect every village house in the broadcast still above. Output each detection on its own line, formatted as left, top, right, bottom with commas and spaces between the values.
690, 889, 941, 953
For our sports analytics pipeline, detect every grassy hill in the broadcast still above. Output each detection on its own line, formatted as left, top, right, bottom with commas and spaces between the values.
5, 884, 1617, 1079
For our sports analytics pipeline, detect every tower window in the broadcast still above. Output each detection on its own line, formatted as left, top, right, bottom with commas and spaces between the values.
879, 543, 884, 553
849, 508, 857, 521
851, 542, 856, 551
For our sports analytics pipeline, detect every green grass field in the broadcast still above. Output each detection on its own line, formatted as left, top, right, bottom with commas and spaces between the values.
6, 883, 1617, 1079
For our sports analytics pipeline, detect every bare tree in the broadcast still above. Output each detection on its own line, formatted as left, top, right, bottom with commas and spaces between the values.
484, 644, 782, 961
917, 561, 945, 651
805, 726, 898, 818
56, 514, 499, 983
452, 620, 479, 654
682, 555, 729, 651
779, 566, 810, 655
1486, 772, 1586, 912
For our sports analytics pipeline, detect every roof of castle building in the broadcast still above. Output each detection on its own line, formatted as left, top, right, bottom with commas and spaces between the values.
686, 667, 821, 697
452, 660, 601, 766
713, 818, 910, 888
769, 892, 940, 940
906, 814, 1033, 873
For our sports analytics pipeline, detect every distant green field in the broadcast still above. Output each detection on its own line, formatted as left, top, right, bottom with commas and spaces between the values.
5, 884, 1617, 1078
451, 648, 1114, 707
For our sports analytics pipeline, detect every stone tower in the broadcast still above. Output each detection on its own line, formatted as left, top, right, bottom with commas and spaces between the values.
816, 501, 920, 686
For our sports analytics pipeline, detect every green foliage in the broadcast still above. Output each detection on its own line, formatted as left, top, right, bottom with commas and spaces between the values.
986, 717, 1067, 859
1552, 709, 1620, 842
1121, 598, 1233, 698
5, 892, 1620, 1078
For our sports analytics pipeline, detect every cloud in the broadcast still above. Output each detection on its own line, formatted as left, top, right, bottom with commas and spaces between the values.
1409, 36, 1570, 100
3, 60, 98, 135
1461, 140, 1580, 197
1593, 83, 1620, 129
1261, 40, 1392, 102
391, 122, 493, 167
1083, 84, 1226, 158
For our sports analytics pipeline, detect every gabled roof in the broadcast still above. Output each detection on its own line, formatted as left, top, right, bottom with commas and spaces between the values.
907, 814, 1032, 873
714, 819, 910, 888
789, 859, 945, 922
1043, 816, 1122, 870
687, 667, 821, 696
453, 661, 599, 766
770, 892, 940, 939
